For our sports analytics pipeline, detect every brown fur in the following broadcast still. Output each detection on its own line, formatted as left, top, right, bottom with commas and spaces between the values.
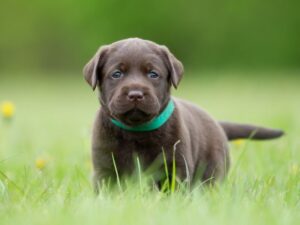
83, 38, 283, 190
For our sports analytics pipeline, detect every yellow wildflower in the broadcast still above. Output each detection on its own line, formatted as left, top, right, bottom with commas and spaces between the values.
85, 160, 92, 170
267, 176, 275, 186
232, 139, 245, 148
1, 101, 15, 119
35, 158, 47, 170
289, 163, 299, 176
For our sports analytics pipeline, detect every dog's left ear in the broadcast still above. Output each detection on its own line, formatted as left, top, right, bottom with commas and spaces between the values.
160, 46, 184, 89
83, 45, 109, 90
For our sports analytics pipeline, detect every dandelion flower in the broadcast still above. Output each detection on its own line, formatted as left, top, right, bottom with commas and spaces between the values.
267, 176, 275, 186
232, 139, 245, 148
289, 163, 299, 176
35, 158, 47, 170
1, 101, 15, 119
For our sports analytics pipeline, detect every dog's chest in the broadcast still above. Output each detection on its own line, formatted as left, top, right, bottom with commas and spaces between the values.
113, 138, 160, 170
111, 131, 178, 174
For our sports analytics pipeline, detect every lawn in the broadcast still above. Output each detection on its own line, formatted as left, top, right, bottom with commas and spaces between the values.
0, 71, 299, 225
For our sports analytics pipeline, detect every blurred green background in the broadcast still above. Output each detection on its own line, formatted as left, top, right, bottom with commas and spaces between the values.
0, 0, 299, 73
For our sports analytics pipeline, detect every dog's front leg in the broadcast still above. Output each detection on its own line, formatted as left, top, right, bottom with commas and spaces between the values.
92, 148, 116, 193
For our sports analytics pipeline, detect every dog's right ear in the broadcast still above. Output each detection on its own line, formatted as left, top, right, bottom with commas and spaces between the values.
83, 45, 109, 90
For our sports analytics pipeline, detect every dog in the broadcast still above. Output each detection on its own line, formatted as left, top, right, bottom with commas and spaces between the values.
83, 38, 283, 190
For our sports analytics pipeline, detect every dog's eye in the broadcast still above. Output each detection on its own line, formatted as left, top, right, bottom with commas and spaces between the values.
147, 71, 159, 79
111, 70, 123, 79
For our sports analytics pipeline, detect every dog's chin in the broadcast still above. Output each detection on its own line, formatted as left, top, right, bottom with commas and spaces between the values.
116, 109, 156, 126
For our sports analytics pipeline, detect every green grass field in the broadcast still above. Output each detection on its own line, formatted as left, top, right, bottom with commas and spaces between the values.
0, 71, 299, 225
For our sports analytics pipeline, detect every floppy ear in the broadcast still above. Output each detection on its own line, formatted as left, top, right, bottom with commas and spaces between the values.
160, 46, 184, 89
83, 45, 109, 90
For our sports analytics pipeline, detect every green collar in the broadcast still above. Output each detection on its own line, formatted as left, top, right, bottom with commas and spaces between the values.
110, 99, 175, 132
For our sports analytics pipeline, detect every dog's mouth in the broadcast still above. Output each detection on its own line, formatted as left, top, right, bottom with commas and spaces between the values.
108, 95, 161, 126
115, 108, 155, 126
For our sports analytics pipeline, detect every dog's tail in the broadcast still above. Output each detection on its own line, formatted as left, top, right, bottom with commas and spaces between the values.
219, 121, 284, 141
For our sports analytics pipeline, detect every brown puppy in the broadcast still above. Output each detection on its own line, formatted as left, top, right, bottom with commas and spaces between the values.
83, 38, 283, 190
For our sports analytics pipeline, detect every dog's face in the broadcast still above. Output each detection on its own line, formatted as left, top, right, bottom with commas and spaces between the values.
83, 38, 184, 126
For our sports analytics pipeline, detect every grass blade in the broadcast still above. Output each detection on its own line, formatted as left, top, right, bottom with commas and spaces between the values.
111, 153, 122, 192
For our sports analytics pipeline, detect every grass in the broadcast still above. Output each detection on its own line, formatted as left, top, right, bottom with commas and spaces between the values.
0, 71, 299, 225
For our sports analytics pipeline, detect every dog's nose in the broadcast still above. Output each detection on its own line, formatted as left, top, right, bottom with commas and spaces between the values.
127, 90, 144, 102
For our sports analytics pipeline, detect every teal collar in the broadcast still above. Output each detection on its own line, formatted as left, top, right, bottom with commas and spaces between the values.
110, 99, 175, 132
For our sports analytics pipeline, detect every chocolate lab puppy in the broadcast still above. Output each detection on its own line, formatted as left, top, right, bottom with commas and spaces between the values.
83, 38, 283, 190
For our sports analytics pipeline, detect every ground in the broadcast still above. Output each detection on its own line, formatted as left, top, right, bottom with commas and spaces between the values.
0, 71, 299, 225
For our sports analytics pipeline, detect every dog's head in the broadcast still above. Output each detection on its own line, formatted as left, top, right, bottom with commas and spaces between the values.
83, 38, 184, 126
